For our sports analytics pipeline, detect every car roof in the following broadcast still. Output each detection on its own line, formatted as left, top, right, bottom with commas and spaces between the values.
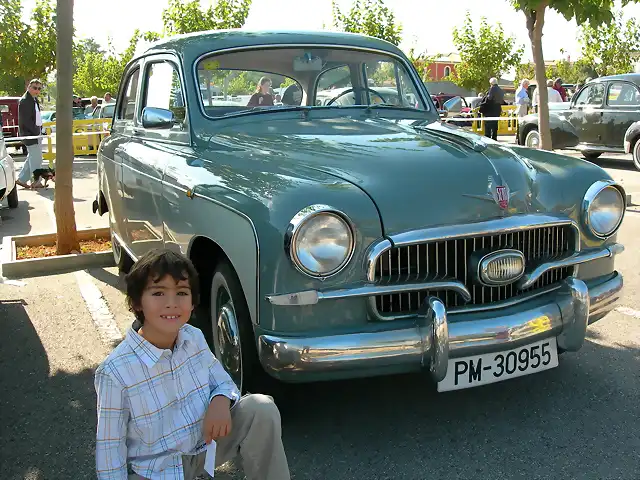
141, 29, 404, 61
590, 73, 640, 84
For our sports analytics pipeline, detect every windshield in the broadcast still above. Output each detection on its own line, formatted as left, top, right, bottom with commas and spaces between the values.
102, 104, 115, 118
196, 47, 428, 118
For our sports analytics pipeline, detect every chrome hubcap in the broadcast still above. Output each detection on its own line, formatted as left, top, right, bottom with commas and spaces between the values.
527, 133, 540, 148
215, 296, 242, 390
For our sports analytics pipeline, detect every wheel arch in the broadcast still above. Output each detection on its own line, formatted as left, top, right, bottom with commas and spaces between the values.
187, 225, 259, 327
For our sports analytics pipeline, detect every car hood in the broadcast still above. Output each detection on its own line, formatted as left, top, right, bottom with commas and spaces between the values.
206, 114, 600, 236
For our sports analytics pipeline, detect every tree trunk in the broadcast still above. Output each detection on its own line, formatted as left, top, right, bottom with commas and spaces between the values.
55, 0, 80, 255
526, 4, 552, 151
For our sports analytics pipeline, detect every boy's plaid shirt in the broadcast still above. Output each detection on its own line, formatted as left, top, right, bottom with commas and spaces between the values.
95, 322, 240, 479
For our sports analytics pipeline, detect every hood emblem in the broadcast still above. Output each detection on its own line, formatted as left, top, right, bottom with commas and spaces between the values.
463, 175, 516, 211
493, 184, 509, 209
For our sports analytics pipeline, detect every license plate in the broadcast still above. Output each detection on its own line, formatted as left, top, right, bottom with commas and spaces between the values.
437, 338, 558, 392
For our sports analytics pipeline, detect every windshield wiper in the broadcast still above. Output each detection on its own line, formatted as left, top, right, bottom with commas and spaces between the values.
222, 105, 314, 118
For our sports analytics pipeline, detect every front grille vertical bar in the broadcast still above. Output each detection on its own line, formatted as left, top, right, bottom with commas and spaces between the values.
416, 244, 420, 278
407, 246, 412, 310
481, 237, 485, 304
463, 239, 467, 288
426, 243, 430, 278
445, 241, 448, 279
472, 238, 476, 304
436, 243, 439, 278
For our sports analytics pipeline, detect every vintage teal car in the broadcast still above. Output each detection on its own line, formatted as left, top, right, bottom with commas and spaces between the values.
94, 30, 625, 393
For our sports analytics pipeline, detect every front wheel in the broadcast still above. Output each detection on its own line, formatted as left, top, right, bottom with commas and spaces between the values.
111, 229, 134, 274
582, 152, 602, 160
210, 260, 268, 393
7, 186, 18, 209
525, 129, 541, 149
633, 140, 640, 171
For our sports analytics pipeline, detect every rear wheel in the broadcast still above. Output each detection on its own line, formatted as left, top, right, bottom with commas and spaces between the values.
210, 260, 269, 394
525, 129, 541, 149
582, 152, 602, 160
7, 186, 18, 209
632, 140, 640, 171
111, 229, 133, 274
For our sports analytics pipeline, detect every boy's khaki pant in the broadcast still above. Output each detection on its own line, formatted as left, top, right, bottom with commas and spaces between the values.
128, 394, 290, 480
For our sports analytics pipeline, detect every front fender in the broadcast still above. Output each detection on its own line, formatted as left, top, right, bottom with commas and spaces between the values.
519, 112, 579, 150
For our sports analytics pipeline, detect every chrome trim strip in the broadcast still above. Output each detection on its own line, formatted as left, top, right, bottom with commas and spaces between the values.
386, 215, 580, 248
190, 192, 261, 326
518, 244, 623, 290
258, 274, 622, 378
582, 180, 626, 239
266, 280, 472, 306
284, 204, 356, 278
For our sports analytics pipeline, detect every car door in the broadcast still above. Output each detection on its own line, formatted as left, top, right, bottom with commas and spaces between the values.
567, 82, 606, 146
125, 55, 191, 258
102, 62, 141, 251
602, 80, 640, 149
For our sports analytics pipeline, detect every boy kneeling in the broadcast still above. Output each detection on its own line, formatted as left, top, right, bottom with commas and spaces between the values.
95, 249, 290, 479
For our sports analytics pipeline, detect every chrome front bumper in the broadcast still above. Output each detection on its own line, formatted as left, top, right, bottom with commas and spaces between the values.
258, 272, 623, 382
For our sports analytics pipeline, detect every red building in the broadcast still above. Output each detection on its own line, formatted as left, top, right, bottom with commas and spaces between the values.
426, 54, 461, 81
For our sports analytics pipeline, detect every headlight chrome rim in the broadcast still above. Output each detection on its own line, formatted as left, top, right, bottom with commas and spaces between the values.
286, 204, 355, 278
582, 180, 626, 238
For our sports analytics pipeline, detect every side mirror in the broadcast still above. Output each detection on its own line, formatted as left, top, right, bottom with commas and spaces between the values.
141, 107, 175, 129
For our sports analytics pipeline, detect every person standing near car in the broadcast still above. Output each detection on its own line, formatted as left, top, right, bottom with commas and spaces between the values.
483, 77, 504, 141
514, 78, 531, 117
16, 79, 44, 189
103, 92, 115, 104
553, 78, 567, 102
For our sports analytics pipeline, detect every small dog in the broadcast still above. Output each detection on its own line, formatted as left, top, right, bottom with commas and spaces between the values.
32, 168, 56, 188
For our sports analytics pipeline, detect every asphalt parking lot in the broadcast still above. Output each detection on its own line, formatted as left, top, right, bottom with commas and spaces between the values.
1, 150, 639, 479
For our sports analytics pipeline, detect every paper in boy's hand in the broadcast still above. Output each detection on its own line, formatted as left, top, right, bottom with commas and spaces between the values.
204, 440, 216, 477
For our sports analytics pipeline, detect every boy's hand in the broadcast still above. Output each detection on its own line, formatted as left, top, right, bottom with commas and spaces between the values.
203, 395, 232, 443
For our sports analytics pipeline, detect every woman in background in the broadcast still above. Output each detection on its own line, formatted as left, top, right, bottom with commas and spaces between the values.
247, 77, 274, 107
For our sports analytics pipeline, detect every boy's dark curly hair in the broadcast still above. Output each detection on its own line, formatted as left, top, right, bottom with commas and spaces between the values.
124, 248, 200, 324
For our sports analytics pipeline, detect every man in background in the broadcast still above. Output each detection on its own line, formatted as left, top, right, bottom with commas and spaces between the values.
483, 77, 504, 141
16, 79, 45, 189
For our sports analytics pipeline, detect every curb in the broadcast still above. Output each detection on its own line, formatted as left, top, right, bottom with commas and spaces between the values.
1, 227, 115, 279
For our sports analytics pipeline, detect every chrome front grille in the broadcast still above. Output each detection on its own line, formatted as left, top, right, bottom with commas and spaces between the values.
373, 224, 576, 317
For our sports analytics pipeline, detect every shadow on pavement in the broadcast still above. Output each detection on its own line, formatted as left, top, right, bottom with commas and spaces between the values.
0, 200, 33, 237
268, 338, 639, 480
86, 267, 123, 292
593, 157, 636, 172
0, 299, 98, 479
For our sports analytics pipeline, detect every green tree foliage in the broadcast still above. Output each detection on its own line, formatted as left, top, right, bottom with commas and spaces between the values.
0, 0, 57, 95
331, 0, 402, 46
72, 0, 252, 98
579, 10, 640, 77
73, 31, 142, 97
509, 0, 637, 150
161, 0, 252, 36
451, 12, 524, 93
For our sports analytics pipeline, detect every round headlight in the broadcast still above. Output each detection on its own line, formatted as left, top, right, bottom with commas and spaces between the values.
584, 182, 625, 238
289, 208, 354, 277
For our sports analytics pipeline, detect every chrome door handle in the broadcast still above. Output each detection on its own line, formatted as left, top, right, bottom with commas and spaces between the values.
132, 127, 144, 135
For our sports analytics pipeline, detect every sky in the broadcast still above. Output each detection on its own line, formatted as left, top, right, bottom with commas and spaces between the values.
20, 0, 640, 64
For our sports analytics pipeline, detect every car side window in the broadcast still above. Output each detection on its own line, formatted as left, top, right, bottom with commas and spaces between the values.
117, 68, 140, 121
607, 82, 640, 106
316, 66, 353, 105
574, 83, 605, 107
142, 61, 186, 125
364, 60, 423, 109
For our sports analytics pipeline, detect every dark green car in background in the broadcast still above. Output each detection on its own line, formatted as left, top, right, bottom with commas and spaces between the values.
518, 74, 640, 167
94, 30, 626, 393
